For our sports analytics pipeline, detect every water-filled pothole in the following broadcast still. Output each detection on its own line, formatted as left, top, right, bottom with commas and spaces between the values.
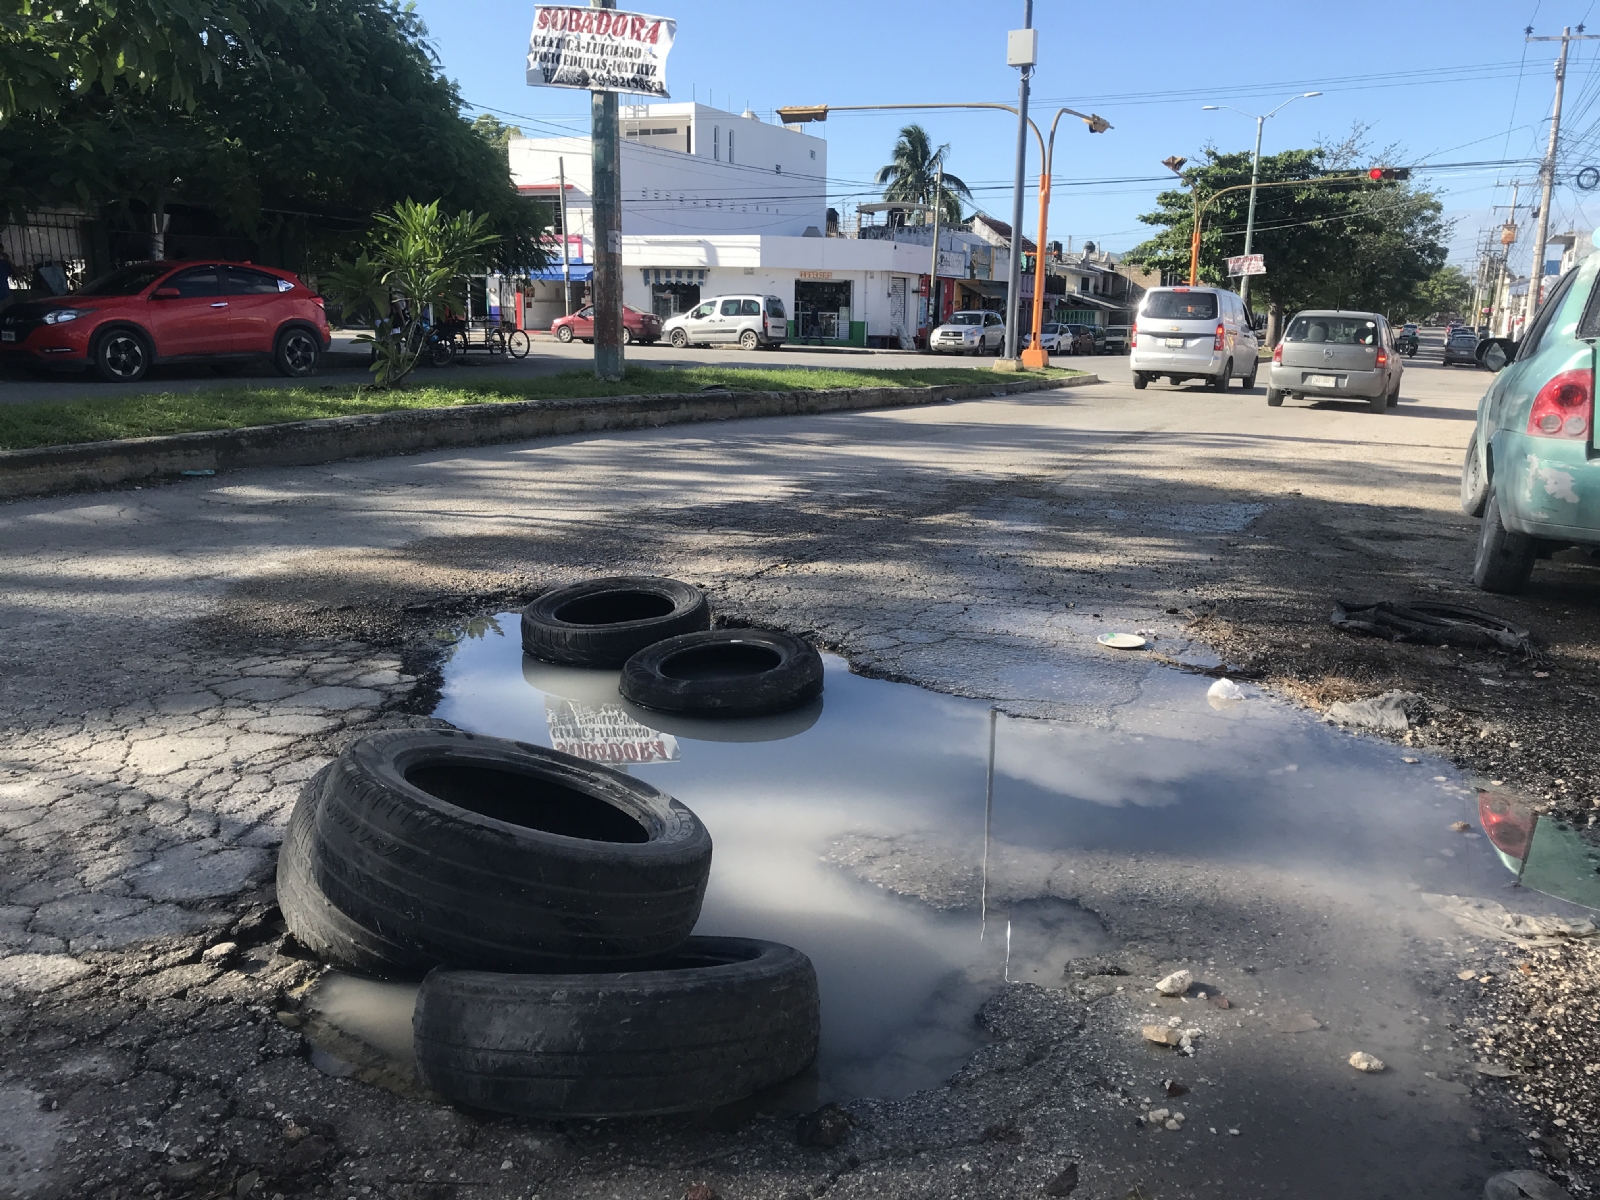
307, 613, 1591, 1108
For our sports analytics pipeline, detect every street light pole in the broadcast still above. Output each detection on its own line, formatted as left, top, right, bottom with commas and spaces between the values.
1201, 92, 1319, 310
927, 163, 943, 343
1001, 0, 1034, 366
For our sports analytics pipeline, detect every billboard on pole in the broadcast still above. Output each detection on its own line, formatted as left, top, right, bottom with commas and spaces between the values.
527, 6, 676, 97
1226, 254, 1266, 277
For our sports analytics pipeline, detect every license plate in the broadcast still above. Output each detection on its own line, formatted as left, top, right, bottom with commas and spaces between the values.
1, 331, 14, 342
1163, 338, 1185, 348
1307, 374, 1338, 387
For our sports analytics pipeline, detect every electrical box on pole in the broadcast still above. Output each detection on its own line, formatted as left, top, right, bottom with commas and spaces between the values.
1006, 28, 1037, 67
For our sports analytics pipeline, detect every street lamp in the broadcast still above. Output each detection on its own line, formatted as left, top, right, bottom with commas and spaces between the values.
1200, 92, 1320, 310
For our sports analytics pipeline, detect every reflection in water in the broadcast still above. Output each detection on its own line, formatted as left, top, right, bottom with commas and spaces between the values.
401, 614, 1559, 1103
1480, 789, 1600, 910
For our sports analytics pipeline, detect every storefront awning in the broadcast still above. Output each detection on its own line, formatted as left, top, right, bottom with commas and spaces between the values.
528, 264, 593, 282
640, 268, 707, 285
954, 278, 1007, 299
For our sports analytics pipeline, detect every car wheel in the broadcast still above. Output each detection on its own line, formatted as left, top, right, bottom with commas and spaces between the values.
1367, 388, 1388, 414
739, 329, 760, 351
556, 325, 575, 343
94, 328, 150, 383
621, 327, 633, 346
669, 329, 688, 349
1211, 359, 1232, 390
272, 327, 320, 378
1266, 388, 1284, 407
1242, 359, 1258, 389
1460, 432, 1490, 517
1132, 372, 1148, 391
1472, 490, 1537, 593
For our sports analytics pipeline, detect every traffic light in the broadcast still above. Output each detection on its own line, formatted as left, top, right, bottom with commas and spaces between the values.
1367, 167, 1411, 181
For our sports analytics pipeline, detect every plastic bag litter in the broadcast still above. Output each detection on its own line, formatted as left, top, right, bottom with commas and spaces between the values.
1206, 678, 1246, 709
1422, 893, 1598, 946
1324, 690, 1424, 733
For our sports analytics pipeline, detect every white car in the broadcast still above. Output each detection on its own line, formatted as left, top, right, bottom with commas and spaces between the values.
1129, 285, 1259, 390
662, 294, 787, 350
931, 310, 1005, 355
1021, 322, 1067, 352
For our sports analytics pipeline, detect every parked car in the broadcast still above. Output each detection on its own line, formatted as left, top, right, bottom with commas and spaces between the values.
661, 295, 786, 349
1065, 323, 1101, 355
930, 310, 1006, 355
1441, 327, 1482, 367
1102, 325, 1132, 354
1021, 322, 1067, 353
1129, 285, 1259, 389
1462, 248, 1600, 592
1265, 310, 1402, 413
551, 304, 662, 346
0, 260, 329, 382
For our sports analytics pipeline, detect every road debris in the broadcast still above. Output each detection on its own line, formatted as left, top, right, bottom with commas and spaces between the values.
1329, 599, 1537, 658
1155, 969, 1193, 995
1141, 1025, 1184, 1047
1043, 1163, 1079, 1196
1323, 690, 1424, 732
796, 1102, 854, 1148
1097, 632, 1148, 650
1451, 820, 1472, 832
1483, 1170, 1575, 1199
1423, 894, 1599, 945
1348, 1051, 1385, 1072
1206, 678, 1246, 708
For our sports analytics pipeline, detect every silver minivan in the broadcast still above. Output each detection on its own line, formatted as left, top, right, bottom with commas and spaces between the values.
1265, 310, 1402, 413
1130, 286, 1259, 390
664, 294, 787, 350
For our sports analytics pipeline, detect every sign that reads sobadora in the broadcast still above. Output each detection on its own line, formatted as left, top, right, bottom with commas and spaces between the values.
527, 6, 677, 97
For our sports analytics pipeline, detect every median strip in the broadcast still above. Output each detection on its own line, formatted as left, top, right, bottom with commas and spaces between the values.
0, 366, 1093, 500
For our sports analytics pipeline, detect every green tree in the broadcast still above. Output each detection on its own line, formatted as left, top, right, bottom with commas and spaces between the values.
875, 124, 971, 226
1410, 264, 1473, 320
324, 199, 497, 387
472, 113, 523, 163
1123, 146, 1448, 325
0, 0, 549, 272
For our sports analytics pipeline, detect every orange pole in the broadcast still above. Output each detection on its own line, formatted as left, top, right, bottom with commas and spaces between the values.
1020, 171, 1051, 368
1188, 188, 1201, 285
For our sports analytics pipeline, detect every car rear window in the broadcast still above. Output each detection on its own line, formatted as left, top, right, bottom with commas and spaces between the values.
766, 297, 786, 318
1284, 316, 1379, 346
1143, 291, 1218, 321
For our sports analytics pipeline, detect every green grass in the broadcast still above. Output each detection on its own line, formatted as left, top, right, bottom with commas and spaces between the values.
0, 364, 1081, 452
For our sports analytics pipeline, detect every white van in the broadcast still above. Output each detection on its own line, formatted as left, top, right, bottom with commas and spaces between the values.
1130, 286, 1259, 391
662, 294, 787, 350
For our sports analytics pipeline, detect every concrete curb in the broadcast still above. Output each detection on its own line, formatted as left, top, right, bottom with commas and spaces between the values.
0, 373, 1099, 501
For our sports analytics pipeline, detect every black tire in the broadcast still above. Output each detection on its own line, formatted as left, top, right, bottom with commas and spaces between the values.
275, 327, 321, 378
556, 324, 575, 343
669, 328, 688, 349
414, 937, 819, 1118
1461, 432, 1490, 517
1266, 387, 1284, 407
487, 329, 507, 356
277, 767, 433, 978
308, 729, 713, 974
1367, 388, 1388, 413
1472, 490, 1537, 594
521, 576, 711, 668
94, 327, 150, 383
621, 629, 824, 717
1211, 359, 1232, 390
1242, 359, 1258, 389
507, 330, 530, 358
1132, 372, 1148, 390
427, 337, 452, 368
739, 329, 760, 351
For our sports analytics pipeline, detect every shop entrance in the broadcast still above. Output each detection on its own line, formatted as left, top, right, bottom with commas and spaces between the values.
796, 279, 853, 341
652, 282, 700, 321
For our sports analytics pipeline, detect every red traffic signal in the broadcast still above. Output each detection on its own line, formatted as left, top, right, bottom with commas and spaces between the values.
1367, 167, 1411, 181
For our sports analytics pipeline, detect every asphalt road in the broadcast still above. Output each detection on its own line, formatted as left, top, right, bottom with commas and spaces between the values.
3, 327, 1539, 1199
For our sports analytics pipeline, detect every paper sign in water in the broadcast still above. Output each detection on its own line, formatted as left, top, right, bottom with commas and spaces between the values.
527, 6, 676, 97
545, 698, 680, 764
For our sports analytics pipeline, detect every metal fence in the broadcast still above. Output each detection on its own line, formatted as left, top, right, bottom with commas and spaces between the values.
0, 209, 90, 293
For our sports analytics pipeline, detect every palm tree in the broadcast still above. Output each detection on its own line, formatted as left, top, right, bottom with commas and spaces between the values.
875, 124, 971, 227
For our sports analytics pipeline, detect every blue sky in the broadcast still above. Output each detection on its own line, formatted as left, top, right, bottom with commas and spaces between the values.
414, 0, 1600, 276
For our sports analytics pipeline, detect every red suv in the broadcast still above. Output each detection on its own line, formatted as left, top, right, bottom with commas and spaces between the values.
0, 260, 331, 382
550, 304, 662, 345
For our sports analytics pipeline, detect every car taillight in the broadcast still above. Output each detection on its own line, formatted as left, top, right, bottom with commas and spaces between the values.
1375, 347, 1388, 368
1526, 367, 1593, 438
1130, 328, 1138, 348
1272, 343, 1283, 364
1479, 791, 1535, 860
1213, 323, 1224, 351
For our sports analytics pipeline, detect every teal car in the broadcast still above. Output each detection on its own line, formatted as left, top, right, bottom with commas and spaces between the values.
1463, 242, 1600, 592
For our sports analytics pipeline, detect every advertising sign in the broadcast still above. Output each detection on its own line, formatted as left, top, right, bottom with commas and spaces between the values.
527, 6, 676, 97
545, 698, 679, 765
1226, 254, 1266, 277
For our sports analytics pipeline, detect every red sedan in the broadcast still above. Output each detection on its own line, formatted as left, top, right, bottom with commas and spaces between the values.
0, 260, 330, 382
551, 304, 662, 345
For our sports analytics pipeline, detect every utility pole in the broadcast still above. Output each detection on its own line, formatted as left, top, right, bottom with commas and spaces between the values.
927, 163, 943, 345
1492, 180, 1527, 336
558, 157, 573, 317
1526, 26, 1600, 321
1000, 0, 1034, 366
590, 0, 623, 381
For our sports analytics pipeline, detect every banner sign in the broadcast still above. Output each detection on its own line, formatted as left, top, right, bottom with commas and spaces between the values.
527, 6, 676, 97
1226, 253, 1266, 277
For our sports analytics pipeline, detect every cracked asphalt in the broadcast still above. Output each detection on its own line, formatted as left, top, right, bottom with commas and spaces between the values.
2, 352, 1592, 1200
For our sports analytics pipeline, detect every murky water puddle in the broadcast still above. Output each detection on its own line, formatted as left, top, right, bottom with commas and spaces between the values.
306, 614, 1595, 1107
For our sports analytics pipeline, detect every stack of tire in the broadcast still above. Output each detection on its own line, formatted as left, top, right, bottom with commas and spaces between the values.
279, 579, 824, 1118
